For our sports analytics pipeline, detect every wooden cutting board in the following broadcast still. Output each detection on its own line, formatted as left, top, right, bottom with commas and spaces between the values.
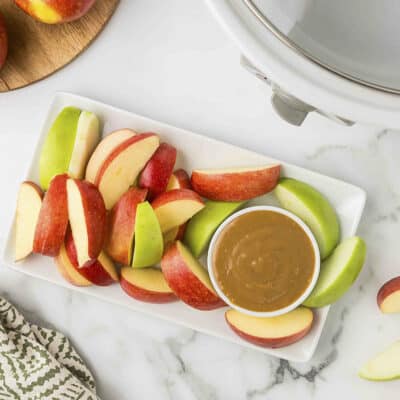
0, 0, 119, 92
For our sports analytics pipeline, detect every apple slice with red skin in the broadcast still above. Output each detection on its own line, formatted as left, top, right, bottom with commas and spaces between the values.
152, 189, 205, 233
191, 165, 281, 201
225, 307, 314, 348
120, 267, 176, 303
0, 12, 8, 70
167, 169, 191, 191
161, 241, 225, 310
163, 223, 187, 248
105, 187, 148, 265
377, 277, 400, 313
67, 178, 106, 266
33, 174, 69, 256
139, 143, 177, 200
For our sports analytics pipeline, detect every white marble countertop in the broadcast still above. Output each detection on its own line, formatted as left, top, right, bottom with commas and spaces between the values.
0, 1, 399, 398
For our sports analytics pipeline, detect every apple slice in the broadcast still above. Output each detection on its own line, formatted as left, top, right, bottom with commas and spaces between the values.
131, 202, 163, 268
95, 133, 159, 209
0, 12, 8, 70
139, 143, 177, 200
105, 187, 148, 265
120, 267, 176, 303
184, 200, 244, 257
225, 307, 314, 348
85, 129, 136, 183
167, 169, 191, 191
67, 179, 106, 266
191, 165, 280, 201
359, 341, 400, 381
15, 182, 44, 261
377, 277, 400, 313
303, 237, 366, 308
161, 241, 225, 310
163, 223, 187, 248
152, 189, 205, 233
33, 174, 69, 256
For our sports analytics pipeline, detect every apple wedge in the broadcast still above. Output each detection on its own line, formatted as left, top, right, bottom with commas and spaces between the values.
152, 189, 205, 233
85, 129, 136, 183
67, 179, 106, 266
163, 223, 186, 248
167, 169, 191, 191
225, 307, 314, 348
33, 174, 69, 256
0, 12, 8, 70
377, 277, 400, 313
15, 182, 44, 261
95, 133, 159, 209
105, 187, 148, 265
120, 267, 176, 303
191, 165, 280, 201
139, 143, 177, 200
161, 241, 225, 310
359, 341, 400, 381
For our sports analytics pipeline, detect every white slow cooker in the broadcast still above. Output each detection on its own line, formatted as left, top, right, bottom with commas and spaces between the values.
206, 0, 400, 127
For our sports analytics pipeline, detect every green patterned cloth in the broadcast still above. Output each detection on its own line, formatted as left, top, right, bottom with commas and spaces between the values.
0, 297, 98, 399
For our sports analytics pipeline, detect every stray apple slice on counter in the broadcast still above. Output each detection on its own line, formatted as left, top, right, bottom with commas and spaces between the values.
33, 174, 69, 256
161, 241, 225, 310
94, 133, 159, 209
303, 237, 366, 308
15, 182, 44, 261
191, 165, 280, 201
120, 267, 176, 303
131, 202, 163, 268
105, 187, 148, 265
225, 307, 314, 348
67, 179, 106, 266
163, 223, 187, 248
152, 189, 205, 233
275, 178, 340, 259
377, 277, 400, 313
85, 129, 137, 183
166, 169, 191, 191
359, 341, 400, 381
139, 143, 177, 200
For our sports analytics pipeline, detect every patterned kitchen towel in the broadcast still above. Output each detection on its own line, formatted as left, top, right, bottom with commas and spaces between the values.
0, 297, 97, 399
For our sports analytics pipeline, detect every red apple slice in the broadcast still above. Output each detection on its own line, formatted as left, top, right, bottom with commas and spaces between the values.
163, 223, 187, 248
95, 133, 159, 209
139, 143, 177, 200
225, 307, 314, 348
0, 12, 7, 70
120, 267, 176, 303
167, 169, 191, 191
15, 182, 44, 261
33, 174, 69, 256
191, 165, 281, 201
105, 187, 148, 265
67, 179, 106, 266
377, 277, 400, 313
161, 241, 224, 310
152, 189, 205, 233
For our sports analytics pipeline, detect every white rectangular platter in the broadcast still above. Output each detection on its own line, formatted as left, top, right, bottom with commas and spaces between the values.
3, 92, 366, 362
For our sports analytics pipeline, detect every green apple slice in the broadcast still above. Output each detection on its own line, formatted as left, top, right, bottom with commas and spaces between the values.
359, 341, 400, 381
132, 202, 163, 268
184, 200, 244, 257
39, 107, 81, 189
303, 236, 366, 308
275, 178, 340, 259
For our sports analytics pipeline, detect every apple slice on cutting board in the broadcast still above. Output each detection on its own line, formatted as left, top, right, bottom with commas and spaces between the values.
377, 276, 400, 313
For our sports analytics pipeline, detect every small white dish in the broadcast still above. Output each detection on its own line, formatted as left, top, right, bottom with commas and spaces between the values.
208, 205, 320, 318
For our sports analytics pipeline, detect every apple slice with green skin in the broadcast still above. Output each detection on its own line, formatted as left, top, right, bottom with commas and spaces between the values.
94, 133, 159, 209
166, 169, 191, 191
0, 12, 8, 70
120, 267, 176, 303
184, 200, 245, 257
303, 237, 366, 308
67, 179, 106, 266
191, 165, 280, 201
225, 307, 313, 348
377, 277, 400, 313
275, 178, 340, 259
359, 341, 400, 381
131, 201, 163, 268
152, 189, 205, 233
161, 241, 225, 310
85, 129, 136, 183
15, 182, 44, 261
139, 143, 177, 200
33, 174, 69, 256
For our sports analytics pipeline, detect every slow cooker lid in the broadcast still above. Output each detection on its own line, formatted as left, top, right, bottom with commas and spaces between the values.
244, 0, 400, 94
